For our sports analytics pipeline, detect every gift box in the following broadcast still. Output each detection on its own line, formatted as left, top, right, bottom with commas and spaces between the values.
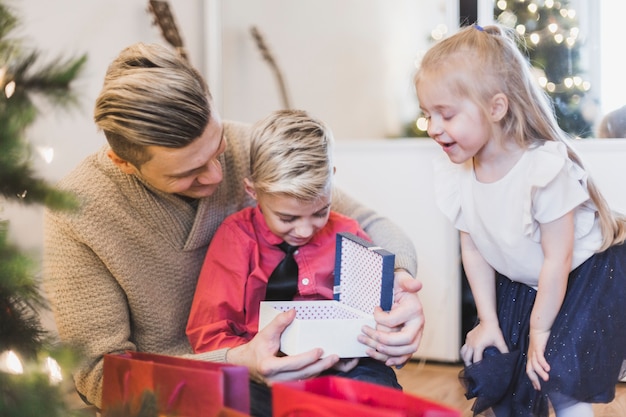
259, 232, 395, 358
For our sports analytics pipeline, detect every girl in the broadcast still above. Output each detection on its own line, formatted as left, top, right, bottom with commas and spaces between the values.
415, 24, 626, 417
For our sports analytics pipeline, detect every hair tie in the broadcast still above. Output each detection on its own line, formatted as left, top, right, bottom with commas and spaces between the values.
474, 24, 484, 32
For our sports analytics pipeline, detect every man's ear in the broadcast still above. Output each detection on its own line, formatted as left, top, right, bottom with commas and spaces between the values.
490, 93, 508, 122
106, 149, 138, 175
243, 178, 258, 201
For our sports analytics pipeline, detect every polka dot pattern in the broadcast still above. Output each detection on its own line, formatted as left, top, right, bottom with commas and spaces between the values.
272, 303, 362, 320
337, 237, 387, 313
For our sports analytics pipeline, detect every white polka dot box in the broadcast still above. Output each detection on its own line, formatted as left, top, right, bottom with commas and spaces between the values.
258, 232, 395, 358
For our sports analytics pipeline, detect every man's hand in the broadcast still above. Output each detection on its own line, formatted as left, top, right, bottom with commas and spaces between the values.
358, 270, 424, 367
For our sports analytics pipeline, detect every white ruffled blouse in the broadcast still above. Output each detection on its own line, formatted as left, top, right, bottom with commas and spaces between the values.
433, 141, 603, 289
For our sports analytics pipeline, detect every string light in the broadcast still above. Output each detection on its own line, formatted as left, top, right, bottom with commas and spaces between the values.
495, 0, 591, 96
0, 350, 24, 374
416, 116, 428, 132
430, 24, 448, 41
530, 33, 541, 44
1, 64, 15, 98
4, 80, 15, 98
36, 145, 55, 164
0, 351, 64, 387
43, 356, 63, 384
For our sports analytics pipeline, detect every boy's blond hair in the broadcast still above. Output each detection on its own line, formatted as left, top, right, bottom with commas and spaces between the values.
249, 109, 334, 202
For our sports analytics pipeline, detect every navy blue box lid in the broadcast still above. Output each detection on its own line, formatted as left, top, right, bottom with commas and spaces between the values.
333, 232, 395, 313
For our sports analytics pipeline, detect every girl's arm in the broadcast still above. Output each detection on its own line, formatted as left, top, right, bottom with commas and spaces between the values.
527, 210, 574, 390
460, 231, 508, 365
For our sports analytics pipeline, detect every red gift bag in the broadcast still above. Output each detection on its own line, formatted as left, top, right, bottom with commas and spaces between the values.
217, 407, 251, 417
102, 351, 250, 417
272, 376, 460, 417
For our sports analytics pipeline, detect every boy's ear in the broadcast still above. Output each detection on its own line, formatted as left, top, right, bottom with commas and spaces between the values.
106, 149, 138, 175
243, 178, 258, 200
490, 93, 508, 122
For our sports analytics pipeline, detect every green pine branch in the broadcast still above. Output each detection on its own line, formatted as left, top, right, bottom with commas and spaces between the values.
0, 1, 17, 41
0, 2, 86, 210
0, 372, 83, 417
7, 52, 88, 110
0, 2, 89, 414
0, 221, 47, 359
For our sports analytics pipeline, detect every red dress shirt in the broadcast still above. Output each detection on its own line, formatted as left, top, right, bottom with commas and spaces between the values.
186, 205, 370, 352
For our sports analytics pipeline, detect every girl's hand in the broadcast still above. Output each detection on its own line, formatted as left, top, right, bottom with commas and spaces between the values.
460, 321, 508, 366
526, 328, 551, 390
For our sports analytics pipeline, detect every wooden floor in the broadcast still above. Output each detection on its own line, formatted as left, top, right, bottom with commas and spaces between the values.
396, 359, 626, 416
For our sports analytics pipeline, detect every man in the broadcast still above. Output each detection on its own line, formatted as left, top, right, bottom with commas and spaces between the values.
43, 42, 424, 415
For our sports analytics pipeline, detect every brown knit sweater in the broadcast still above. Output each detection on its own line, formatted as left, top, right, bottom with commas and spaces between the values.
43, 121, 417, 408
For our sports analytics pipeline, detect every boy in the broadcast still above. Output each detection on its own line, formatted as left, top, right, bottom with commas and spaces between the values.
186, 109, 401, 416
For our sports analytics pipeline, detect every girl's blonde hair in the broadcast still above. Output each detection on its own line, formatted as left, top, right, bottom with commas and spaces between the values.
249, 109, 334, 202
415, 24, 626, 250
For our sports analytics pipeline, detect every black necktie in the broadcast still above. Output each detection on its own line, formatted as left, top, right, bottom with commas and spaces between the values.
265, 242, 299, 301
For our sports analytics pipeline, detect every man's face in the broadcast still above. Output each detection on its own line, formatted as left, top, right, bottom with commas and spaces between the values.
133, 113, 227, 199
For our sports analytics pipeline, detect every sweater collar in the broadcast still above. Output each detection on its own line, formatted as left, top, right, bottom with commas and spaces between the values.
97, 145, 222, 251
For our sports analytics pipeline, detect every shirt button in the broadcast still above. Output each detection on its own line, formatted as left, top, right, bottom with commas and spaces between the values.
302, 278, 310, 285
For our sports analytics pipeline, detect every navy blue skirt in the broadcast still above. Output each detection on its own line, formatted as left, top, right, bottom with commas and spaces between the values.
459, 243, 626, 416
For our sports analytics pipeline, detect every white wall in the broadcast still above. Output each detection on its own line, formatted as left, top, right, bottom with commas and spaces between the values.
570, 139, 626, 213
214, 0, 447, 139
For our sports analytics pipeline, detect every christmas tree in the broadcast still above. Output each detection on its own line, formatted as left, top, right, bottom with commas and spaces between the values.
495, 0, 593, 137
0, 2, 89, 415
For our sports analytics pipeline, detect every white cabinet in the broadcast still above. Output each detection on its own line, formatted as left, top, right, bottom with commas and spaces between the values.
571, 139, 626, 214
334, 139, 461, 362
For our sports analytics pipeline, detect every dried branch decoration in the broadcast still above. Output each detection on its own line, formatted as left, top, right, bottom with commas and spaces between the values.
148, 0, 189, 62
250, 26, 291, 109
